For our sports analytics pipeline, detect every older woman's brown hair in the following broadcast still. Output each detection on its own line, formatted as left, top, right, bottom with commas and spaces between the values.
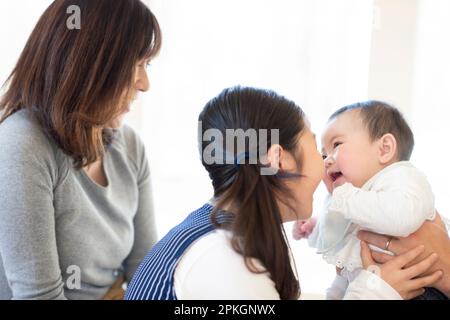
0, 0, 161, 168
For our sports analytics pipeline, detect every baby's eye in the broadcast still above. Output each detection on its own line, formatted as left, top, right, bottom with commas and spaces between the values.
333, 142, 342, 149
322, 154, 327, 160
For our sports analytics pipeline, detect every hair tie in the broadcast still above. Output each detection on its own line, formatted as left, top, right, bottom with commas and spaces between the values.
234, 152, 257, 167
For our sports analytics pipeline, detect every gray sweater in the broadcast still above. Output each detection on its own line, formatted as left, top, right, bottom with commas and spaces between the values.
0, 109, 157, 300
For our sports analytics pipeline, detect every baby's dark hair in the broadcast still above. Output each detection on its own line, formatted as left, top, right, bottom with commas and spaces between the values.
329, 100, 415, 161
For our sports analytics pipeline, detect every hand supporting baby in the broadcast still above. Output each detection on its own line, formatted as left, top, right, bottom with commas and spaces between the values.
358, 212, 450, 298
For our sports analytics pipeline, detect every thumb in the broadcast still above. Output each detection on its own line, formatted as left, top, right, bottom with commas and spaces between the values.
360, 241, 376, 269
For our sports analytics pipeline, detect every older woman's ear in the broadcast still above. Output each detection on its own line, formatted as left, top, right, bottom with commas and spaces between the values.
377, 133, 398, 165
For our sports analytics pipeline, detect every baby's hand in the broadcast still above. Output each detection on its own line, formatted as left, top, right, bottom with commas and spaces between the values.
292, 218, 317, 240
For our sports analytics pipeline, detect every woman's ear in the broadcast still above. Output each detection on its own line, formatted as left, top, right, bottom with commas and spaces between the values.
266, 144, 283, 172
377, 133, 397, 164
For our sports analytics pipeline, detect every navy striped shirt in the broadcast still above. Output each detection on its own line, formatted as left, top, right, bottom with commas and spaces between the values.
125, 203, 231, 300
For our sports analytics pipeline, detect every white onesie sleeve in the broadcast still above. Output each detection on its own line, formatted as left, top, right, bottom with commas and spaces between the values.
329, 162, 435, 237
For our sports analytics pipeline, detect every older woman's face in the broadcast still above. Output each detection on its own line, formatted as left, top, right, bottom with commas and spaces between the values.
106, 59, 151, 129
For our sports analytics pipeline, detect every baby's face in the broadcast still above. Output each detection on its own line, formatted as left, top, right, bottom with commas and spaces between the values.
321, 110, 382, 192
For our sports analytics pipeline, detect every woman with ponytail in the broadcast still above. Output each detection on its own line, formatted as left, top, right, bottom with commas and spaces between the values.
126, 86, 442, 300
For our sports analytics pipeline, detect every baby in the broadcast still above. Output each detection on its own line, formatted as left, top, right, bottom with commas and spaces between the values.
293, 101, 444, 300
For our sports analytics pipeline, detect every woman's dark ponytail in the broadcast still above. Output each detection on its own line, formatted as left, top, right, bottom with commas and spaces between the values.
199, 86, 305, 299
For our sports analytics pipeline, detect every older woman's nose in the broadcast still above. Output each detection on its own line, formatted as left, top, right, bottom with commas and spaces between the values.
135, 71, 150, 92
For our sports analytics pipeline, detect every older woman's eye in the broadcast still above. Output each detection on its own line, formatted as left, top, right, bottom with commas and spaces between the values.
137, 61, 151, 68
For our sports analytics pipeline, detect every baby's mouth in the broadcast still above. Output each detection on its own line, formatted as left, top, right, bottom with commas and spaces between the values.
329, 171, 343, 182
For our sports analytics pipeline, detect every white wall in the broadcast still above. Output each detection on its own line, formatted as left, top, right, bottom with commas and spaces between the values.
367, 0, 450, 218
369, 0, 418, 113
0, 1, 53, 90
410, 0, 450, 217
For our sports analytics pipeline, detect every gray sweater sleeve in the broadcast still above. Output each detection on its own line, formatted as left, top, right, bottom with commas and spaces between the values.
122, 128, 158, 282
0, 117, 66, 299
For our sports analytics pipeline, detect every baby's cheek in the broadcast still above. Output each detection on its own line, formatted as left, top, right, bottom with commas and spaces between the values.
335, 149, 352, 174
337, 151, 364, 186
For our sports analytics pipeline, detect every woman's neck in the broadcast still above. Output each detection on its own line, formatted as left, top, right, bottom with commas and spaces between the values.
83, 157, 108, 187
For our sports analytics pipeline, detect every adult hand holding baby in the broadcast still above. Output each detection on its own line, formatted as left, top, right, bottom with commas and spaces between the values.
360, 239, 443, 300
358, 212, 450, 299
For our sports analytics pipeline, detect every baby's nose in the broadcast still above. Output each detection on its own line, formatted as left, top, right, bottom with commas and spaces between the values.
324, 154, 335, 167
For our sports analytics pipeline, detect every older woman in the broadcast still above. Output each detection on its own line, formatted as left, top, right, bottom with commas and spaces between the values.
0, 0, 161, 299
